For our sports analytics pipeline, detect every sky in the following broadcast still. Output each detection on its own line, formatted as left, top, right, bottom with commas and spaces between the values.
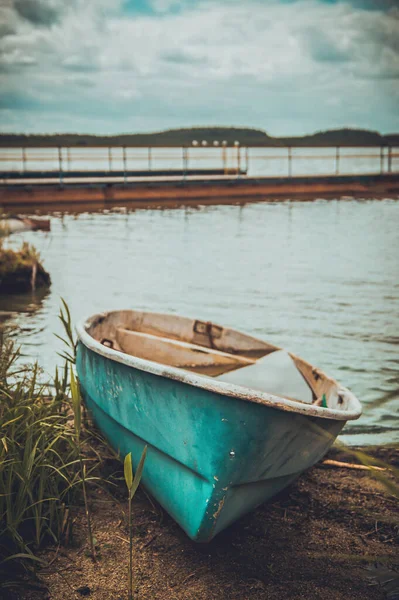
0, 0, 398, 136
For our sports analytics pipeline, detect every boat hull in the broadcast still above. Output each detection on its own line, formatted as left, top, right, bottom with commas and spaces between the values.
0, 217, 50, 235
77, 343, 345, 542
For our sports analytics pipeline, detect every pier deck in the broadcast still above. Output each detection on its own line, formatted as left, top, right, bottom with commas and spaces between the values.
0, 173, 398, 210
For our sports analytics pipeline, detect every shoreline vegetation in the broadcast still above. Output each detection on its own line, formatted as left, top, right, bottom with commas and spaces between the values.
0, 307, 398, 600
1, 127, 399, 148
0, 241, 51, 294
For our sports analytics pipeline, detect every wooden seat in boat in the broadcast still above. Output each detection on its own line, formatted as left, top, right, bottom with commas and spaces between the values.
115, 327, 256, 376
90, 310, 348, 409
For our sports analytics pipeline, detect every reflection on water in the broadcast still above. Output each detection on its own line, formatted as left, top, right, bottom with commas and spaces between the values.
1, 198, 398, 446
0, 287, 50, 328
0, 286, 50, 315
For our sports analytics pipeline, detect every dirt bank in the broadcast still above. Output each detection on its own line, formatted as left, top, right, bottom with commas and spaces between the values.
4, 447, 398, 600
0, 243, 51, 293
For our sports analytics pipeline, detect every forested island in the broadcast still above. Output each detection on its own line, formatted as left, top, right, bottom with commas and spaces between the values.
0, 127, 398, 147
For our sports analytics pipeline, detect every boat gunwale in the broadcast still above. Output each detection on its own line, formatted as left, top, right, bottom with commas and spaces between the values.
76, 312, 362, 422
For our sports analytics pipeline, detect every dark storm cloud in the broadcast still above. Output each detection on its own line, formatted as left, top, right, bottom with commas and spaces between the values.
303, 8, 399, 80
0, 22, 16, 38
0, 59, 37, 73
305, 29, 351, 63
281, 0, 397, 9
61, 62, 99, 73
162, 50, 205, 65
367, 20, 399, 54
335, 0, 398, 10
13, 0, 60, 26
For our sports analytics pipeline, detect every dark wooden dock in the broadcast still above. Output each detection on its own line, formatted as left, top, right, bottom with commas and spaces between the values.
0, 168, 245, 181
0, 173, 398, 211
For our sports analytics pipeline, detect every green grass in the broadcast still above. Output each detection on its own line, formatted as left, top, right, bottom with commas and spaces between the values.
0, 332, 99, 578
124, 448, 147, 599
0, 241, 51, 293
0, 336, 74, 563
0, 242, 41, 277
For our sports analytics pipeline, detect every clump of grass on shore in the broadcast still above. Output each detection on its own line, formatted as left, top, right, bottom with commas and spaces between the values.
0, 241, 51, 294
0, 332, 97, 576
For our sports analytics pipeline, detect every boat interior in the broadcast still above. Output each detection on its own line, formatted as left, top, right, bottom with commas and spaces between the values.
86, 310, 349, 411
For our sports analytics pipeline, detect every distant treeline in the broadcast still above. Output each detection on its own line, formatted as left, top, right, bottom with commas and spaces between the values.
0, 127, 398, 147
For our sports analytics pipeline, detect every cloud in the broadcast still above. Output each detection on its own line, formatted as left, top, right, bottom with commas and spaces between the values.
336, 0, 398, 10
13, 0, 61, 26
162, 49, 206, 65
149, 0, 193, 13
0, 4, 18, 41
0, 22, 16, 39
281, 0, 398, 10
304, 28, 352, 63
0, 0, 398, 134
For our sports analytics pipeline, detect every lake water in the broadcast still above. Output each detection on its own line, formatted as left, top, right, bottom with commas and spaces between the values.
1, 198, 398, 446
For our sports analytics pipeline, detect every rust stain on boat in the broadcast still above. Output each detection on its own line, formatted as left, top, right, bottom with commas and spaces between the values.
212, 498, 225, 521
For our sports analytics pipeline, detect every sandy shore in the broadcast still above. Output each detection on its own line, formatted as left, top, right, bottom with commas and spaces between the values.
5, 447, 398, 600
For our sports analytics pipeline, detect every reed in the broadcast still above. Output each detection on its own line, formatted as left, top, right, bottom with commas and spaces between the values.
55, 298, 77, 364
337, 443, 399, 499
124, 448, 147, 599
57, 299, 97, 557
70, 366, 96, 560
308, 418, 399, 499
0, 327, 102, 586
0, 334, 80, 568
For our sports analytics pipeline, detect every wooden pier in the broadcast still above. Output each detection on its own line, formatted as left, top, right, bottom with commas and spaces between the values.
0, 173, 398, 211
0, 168, 246, 181
0, 144, 397, 210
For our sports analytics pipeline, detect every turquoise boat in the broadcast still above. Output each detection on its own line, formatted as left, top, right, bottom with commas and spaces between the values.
76, 310, 362, 542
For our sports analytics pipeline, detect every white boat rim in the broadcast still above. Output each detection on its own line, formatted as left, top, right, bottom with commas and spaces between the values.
76, 312, 362, 422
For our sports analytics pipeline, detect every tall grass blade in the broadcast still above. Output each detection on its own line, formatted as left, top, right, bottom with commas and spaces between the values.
69, 365, 95, 560
124, 453, 133, 492
124, 447, 147, 600
70, 366, 81, 436
129, 447, 147, 501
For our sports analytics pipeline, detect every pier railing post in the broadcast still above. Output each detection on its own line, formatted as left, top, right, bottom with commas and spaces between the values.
234, 141, 240, 178
245, 147, 249, 175
288, 146, 292, 177
22, 147, 26, 173
148, 147, 152, 172
222, 144, 227, 175
380, 146, 384, 174
67, 147, 71, 171
335, 146, 340, 175
108, 147, 112, 172
123, 146, 127, 183
182, 147, 187, 180
388, 146, 392, 173
58, 147, 63, 184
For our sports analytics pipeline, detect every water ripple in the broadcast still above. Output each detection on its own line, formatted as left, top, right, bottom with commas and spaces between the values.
2, 198, 399, 446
